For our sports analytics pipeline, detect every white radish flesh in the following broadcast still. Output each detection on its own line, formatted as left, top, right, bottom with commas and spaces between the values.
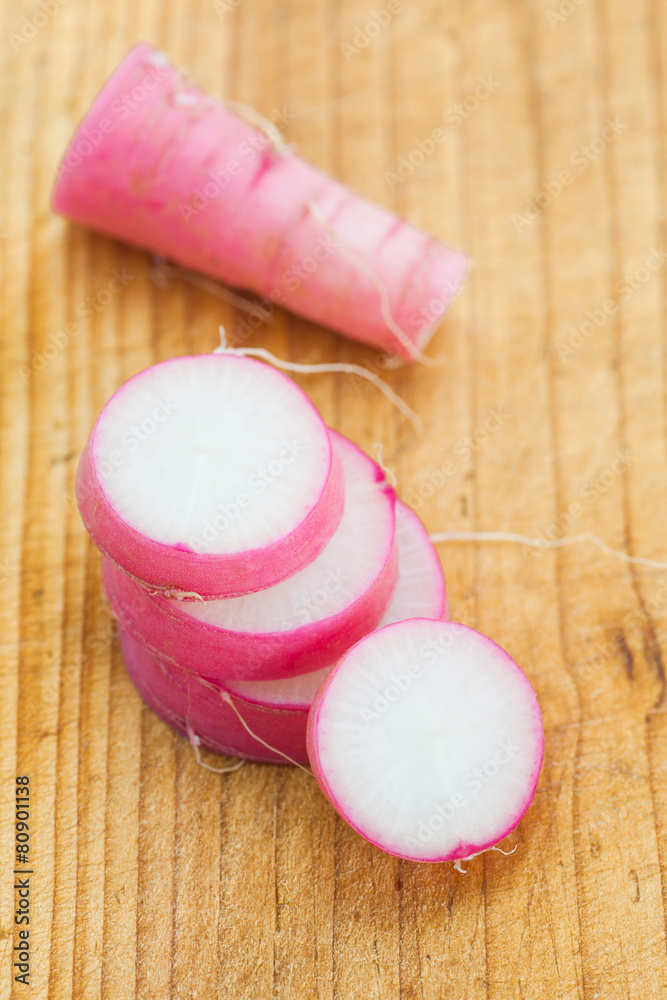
117, 501, 446, 763
307, 620, 544, 862
77, 353, 343, 598
224, 500, 447, 708
103, 431, 397, 681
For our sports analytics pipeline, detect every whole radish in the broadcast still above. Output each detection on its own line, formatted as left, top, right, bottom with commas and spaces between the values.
307, 620, 544, 863
53, 42, 467, 361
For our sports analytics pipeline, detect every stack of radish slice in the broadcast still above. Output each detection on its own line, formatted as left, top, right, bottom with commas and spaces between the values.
78, 354, 544, 863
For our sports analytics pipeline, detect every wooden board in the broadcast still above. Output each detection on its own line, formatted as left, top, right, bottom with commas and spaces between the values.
2, 0, 667, 996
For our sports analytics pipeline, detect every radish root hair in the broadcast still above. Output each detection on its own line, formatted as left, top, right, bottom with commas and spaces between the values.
372, 443, 397, 487
166, 590, 206, 602
150, 261, 271, 321
453, 844, 517, 874
491, 845, 519, 857
186, 723, 246, 774
100, 584, 119, 621
430, 529, 667, 571
147, 587, 206, 602
305, 199, 444, 369
149, 269, 423, 432
220, 99, 289, 156
218, 690, 313, 775
214, 326, 424, 434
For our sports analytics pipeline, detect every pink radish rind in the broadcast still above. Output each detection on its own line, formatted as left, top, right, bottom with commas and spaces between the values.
77, 354, 344, 598
223, 500, 448, 710
102, 431, 397, 681
119, 627, 310, 765
306, 620, 544, 863
118, 501, 447, 763
52, 42, 468, 362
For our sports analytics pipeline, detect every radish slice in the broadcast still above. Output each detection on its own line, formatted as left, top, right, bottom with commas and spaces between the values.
118, 627, 310, 765
117, 502, 446, 764
77, 353, 344, 598
103, 431, 397, 681
224, 501, 447, 708
307, 620, 544, 862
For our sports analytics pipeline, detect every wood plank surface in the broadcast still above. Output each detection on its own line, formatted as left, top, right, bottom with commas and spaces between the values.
2, 0, 667, 996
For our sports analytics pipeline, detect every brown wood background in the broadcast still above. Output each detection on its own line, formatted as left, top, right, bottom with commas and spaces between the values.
2, 0, 667, 996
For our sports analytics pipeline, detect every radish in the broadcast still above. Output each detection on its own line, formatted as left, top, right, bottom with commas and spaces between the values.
77, 353, 344, 598
307, 620, 544, 863
224, 501, 448, 707
117, 501, 446, 765
103, 431, 397, 681
52, 42, 468, 362
118, 627, 310, 766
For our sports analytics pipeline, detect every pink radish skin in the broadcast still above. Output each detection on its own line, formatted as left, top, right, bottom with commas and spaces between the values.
103, 431, 397, 681
77, 353, 344, 598
117, 501, 446, 764
224, 501, 448, 708
307, 620, 544, 863
118, 627, 310, 765
52, 43, 468, 362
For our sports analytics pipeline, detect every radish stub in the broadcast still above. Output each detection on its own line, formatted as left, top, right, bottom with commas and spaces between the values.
77, 353, 343, 598
307, 620, 544, 862
224, 500, 447, 707
103, 431, 397, 681
52, 42, 468, 362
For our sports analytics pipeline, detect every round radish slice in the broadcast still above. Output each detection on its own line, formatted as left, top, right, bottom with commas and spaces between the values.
103, 431, 397, 681
77, 353, 344, 598
307, 620, 544, 863
224, 500, 447, 709
117, 502, 446, 765
118, 627, 309, 765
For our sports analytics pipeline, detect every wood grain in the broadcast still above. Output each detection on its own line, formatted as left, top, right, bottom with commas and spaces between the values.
2, 0, 667, 996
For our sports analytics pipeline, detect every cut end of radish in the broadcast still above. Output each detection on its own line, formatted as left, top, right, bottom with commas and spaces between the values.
307, 620, 543, 863
90, 354, 331, 554
180, 430, 396, 634
78, 353, 344, 596
405, 247, 469, 360
222, 499, 447, 707
102, 429, 398, 681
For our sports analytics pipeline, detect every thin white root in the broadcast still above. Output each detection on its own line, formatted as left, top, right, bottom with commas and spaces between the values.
429, 529, 667, 571
186, 724, 246, 774
305, 200, 444, 368
100, 585, 119, 621
490, 844, 518, 857
220, 99, 289, 155
372, 443, 397, 487
453, 843, 517, 874
153, 269, 423, 432
150, 262, 270, 319
167, 590, 207, 602
219, 691, 313, 774
215, 327, 423, 435
147, 588, 206, 602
